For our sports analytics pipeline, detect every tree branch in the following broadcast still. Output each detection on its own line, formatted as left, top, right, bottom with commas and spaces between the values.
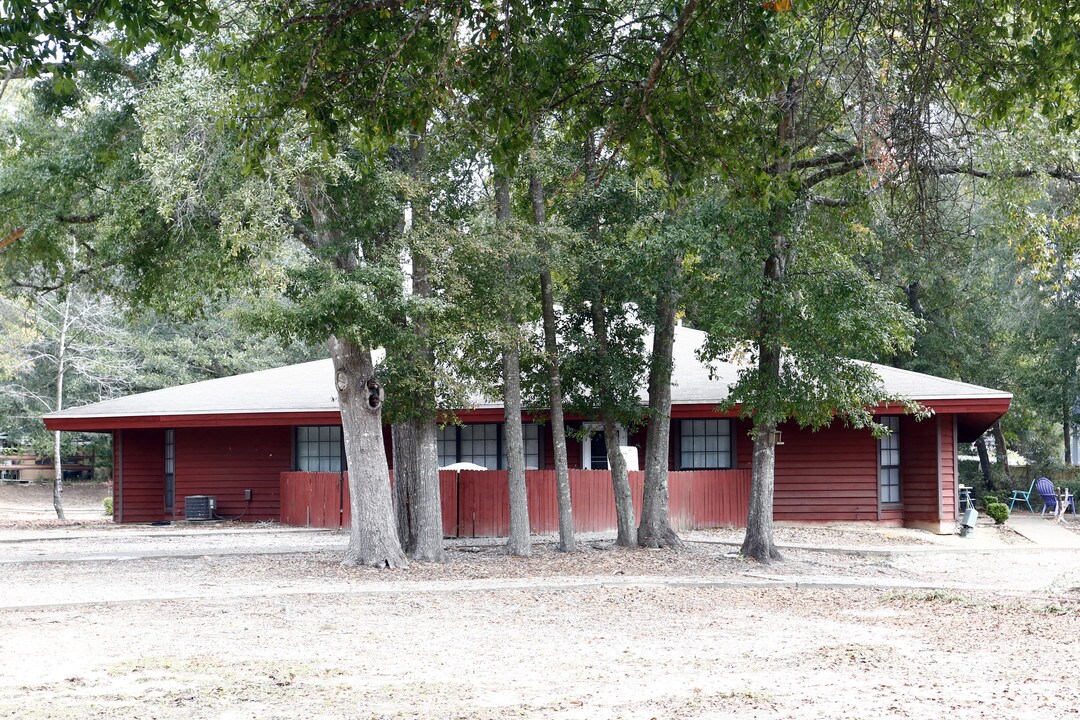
781, 144, 861, 174
808, 194, 853, 207
0, 67, 24, 104
284, 0, 403, 27
56, 214, 101, 225
931, 164, 1080, 183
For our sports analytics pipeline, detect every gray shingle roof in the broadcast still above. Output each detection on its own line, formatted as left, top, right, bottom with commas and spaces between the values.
46, 325, 1009, 423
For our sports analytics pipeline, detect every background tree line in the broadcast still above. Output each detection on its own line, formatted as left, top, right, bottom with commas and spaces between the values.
2, 0, 1078, 562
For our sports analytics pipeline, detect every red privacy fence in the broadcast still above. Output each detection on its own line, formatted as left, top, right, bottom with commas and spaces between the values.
280, 468, 751, 536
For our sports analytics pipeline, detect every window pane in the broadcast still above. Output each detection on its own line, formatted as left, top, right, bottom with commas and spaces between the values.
680, 417, 732, 469
297, 425, 345, 472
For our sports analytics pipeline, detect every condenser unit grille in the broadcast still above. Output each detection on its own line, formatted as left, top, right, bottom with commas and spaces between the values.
184, 495, 216, 521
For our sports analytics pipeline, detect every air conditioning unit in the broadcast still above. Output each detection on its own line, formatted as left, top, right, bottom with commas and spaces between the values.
185, 495, 217, 521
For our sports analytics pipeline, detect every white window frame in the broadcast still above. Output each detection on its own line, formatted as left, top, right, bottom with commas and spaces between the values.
581, 423, 627, 470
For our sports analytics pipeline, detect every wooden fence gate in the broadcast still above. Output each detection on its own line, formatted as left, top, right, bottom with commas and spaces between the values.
280, 468, 750, 535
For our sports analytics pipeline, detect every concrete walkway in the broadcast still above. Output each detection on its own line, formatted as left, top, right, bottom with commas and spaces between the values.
1007, 514, 1080, 548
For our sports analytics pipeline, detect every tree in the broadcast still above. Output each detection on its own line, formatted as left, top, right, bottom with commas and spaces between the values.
0, 285, 136, 517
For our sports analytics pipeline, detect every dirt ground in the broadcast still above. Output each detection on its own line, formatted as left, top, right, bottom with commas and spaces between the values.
1, 484, 1079, 719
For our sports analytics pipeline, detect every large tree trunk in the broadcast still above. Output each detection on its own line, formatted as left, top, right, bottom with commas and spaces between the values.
638, 280, 682, 549
1064, 404, 1072, 465
52, 283, 72, 520
332, 336, 408, 569
589, 292, 637, 546
531, 146, 575, 552
974, 435, 993, 490
497, 173, 531, 556
391, 421, 416, 548
603, 415, 636, 546
742, 422, 782, 562
389, 128, 445, 562
991, 419, 1010, 483
409, 415, 444, 561
741, 80, 799, 564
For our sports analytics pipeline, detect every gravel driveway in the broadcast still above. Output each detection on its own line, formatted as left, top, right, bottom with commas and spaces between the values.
2, 489, 1079, 719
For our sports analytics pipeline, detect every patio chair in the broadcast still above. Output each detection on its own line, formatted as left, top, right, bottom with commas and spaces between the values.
1008, 479, 1037, 512
1034, 477, 1076, 517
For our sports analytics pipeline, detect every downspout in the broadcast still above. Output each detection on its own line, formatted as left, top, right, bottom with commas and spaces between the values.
117, 429, 124, 523
935, 416, 943, 528
953, 415, 959, 521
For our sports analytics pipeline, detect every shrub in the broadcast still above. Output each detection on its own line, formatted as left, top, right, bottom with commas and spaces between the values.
103, 496, 113, 516
981, 494, 999, 508
986, 502, 1010, 524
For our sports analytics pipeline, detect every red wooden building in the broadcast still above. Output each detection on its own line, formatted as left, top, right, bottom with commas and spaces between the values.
44, 326, 1010, 534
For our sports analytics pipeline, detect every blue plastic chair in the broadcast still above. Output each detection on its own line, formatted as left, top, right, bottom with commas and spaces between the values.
1035, 477, 1076, 517
1008, 479, 1037, 512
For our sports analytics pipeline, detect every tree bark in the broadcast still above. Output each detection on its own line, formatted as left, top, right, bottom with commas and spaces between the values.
589, 291, 636, 546
991, 419, 1010, 483
52, 283, 72, 520
1064, 404, 1072, 465
603, 415, 636, 546
638, 277, 682, 549
332, 336, 408, 569
531, 142, 575, 552
741, 423, 782, 562
974, 435, 993, 490
741, 79, 799, 564
391, 421, 416, 548
497, 173, 531, 556
405, 131, 445, 560
409, 414, 444, 561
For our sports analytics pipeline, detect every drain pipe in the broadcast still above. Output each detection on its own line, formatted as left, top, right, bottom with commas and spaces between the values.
117, 429, 123, 523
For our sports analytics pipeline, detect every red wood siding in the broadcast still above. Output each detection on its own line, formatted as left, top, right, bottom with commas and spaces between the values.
940, 414, 956, 519
171, 426, 293, 521
772, 421, 879, 522
901, 415, 939, 524
735, 419, 753, 470
115, 428, 167, 523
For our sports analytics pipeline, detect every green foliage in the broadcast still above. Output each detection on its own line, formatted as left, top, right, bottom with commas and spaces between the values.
981, 495, 999, 508
0, 0, 219, 78
103, 495, 113, 516
986, 502, 1010, 524
688, 196, 923, 434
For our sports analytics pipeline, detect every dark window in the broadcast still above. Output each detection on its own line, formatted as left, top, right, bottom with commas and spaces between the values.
460, 423, 500, 469
878, 416, 901, 504
521, 423, 541, 469
436, 423, 540, 469
296, 426, 343, 472
679, 419, 732, 469
590, 430, 608, 470
164, 429, 175, 510
436, 425, 458, 468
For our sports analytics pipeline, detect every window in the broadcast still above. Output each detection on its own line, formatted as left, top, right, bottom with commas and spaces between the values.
437, 423, 542, 469
296, 425, 343, 472
878, 416, 901, 504
522, 423, 541, 470
679, 419, 732, 469
589, 430, 609, 470
436, 426, 458, 468
164, 429, 175, 510
460, 423, 499, 469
